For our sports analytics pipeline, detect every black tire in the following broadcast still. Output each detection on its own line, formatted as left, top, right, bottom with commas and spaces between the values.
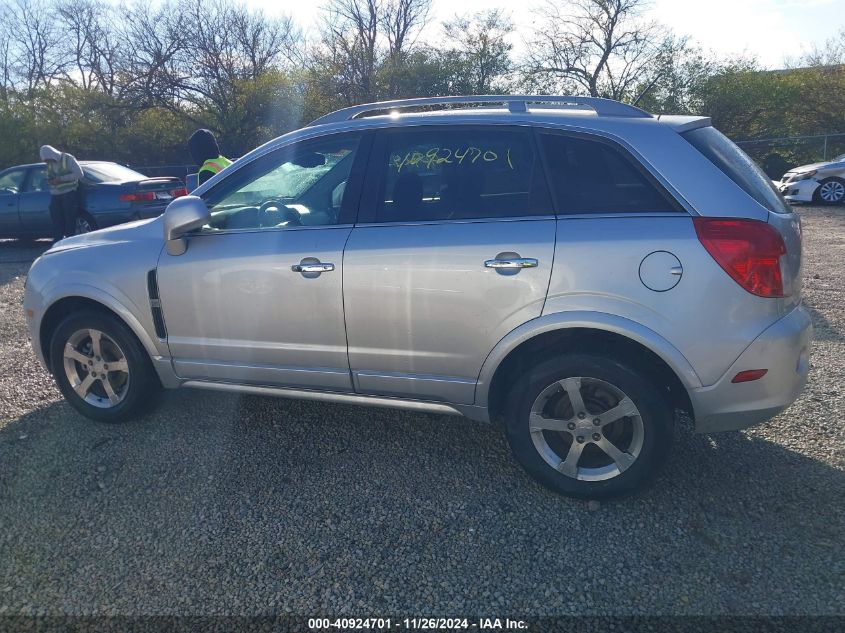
813, 177, 845, 206
49, 310, 161, 423
75, 212, 98, 234
504, 353, 673, 499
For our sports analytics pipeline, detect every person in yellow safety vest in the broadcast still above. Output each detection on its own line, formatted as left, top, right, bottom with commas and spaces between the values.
188, 129, 232, 186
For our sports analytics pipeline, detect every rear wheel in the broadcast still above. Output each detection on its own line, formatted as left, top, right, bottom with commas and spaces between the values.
814, 178, 845, 205
49, 311, 161, 423
504, 354, 673, 499
75, 212, 97, 234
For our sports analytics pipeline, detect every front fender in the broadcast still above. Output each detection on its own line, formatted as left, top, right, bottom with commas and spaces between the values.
31, 278, 167, 362
473, 310, 702, 408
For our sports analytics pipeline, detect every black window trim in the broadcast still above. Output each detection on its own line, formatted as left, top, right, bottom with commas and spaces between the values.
197, 129, 374, 235
532, 126, 691, 217
357, 123, 556, 226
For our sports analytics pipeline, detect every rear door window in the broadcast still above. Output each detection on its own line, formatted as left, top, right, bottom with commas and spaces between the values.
539, 132, 681, 214
682, 126, 792, 214
361, 126, 552, 223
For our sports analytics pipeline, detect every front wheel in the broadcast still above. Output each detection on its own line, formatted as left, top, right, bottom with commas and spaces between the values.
49, 311, 161, 423
814, 178, 845, 205
504, 354, 673, 499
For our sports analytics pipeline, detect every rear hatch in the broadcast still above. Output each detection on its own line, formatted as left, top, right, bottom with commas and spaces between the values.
676, 123, 803, 310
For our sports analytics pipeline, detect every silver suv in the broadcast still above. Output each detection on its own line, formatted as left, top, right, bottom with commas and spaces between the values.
23, 96, 812, 498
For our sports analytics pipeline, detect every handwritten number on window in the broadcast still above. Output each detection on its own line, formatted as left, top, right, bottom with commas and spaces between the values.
390, 147, 515, 173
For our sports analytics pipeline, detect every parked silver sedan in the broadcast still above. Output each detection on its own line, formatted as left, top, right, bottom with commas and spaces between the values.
23, 96, 811, 498
778, 153, 845, 205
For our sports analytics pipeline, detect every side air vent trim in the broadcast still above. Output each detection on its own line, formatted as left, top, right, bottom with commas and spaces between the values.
147, 269, 167, 339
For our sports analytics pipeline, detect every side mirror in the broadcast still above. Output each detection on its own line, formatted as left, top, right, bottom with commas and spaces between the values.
162, 195, 210, 256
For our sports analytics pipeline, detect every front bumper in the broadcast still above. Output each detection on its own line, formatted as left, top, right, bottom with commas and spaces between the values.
777, 178, 818, 203
689, 304, 812, 433
23, 275, 48, 373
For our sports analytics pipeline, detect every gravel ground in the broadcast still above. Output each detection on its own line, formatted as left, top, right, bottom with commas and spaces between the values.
0, 206, 843, 617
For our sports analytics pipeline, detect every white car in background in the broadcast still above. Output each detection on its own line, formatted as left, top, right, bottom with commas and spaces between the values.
778, 154, 845, 205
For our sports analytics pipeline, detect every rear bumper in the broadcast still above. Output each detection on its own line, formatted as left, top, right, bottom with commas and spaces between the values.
689, 304, 812, 433
777, 179, 818, 203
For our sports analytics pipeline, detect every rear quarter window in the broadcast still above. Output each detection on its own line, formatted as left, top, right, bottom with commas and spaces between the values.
682, 126, 792, 214
538, 133, 682, 214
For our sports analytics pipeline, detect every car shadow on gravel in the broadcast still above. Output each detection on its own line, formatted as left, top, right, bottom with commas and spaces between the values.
804, 304, 845, 342
1, 391, 843, 614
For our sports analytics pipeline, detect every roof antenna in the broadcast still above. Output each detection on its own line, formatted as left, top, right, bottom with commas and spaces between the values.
632, 74, 662, 107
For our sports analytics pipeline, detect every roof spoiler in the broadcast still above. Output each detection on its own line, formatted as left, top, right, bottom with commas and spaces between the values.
308, 95, 653, 127
657, 115, 712, 133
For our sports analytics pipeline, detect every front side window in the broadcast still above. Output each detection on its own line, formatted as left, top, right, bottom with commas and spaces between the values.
539, 133, 681, 214
0, 169, 26, 194
362, 126, 551, 223
202, 132, 362, 231
26, 167, 49, 192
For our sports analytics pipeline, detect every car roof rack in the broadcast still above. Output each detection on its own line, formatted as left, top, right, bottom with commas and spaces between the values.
308, 95, 652, 126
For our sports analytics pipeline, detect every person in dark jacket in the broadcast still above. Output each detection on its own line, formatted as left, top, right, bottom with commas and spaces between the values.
188, 129, 231, 186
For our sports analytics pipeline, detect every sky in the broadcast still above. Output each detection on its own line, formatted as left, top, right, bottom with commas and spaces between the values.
245, 0, 845, 69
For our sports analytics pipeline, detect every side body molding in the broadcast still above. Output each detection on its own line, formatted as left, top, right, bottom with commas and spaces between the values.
473, 310, 703, 408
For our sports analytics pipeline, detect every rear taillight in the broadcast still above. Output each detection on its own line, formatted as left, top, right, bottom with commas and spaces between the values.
119, 191, 156, 203
693, 217, 787, 298
171, 187, 188, 198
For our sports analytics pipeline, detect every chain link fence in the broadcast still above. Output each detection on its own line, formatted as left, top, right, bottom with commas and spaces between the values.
735, 133, 845, 179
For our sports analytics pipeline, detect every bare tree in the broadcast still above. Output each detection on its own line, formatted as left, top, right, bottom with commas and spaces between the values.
118, 1, 187, 110
383, 0, 431, 59
788, 28, 845, 67
0, 11, 14, 95
443, 9, 513, 94
56, 0, 122, 94
317, 0, 431, 103
321, 0, 380, 102
229, 4, 301, 77
6, 0, 70, 92
524, 0, 685, 101
116, 0, 302, 145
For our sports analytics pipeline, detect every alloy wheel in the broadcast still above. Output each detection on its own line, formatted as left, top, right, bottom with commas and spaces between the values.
819, 180, 845, 203
62, 328, 130, 408
529, 376, 644, 481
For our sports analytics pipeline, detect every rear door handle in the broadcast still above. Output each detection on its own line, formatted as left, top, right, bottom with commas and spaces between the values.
484, 257, 538, 269
292, 262, 335, 273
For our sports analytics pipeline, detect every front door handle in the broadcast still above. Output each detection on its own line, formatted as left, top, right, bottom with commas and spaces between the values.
484, 257, 538, 269
292, 262, 335, 273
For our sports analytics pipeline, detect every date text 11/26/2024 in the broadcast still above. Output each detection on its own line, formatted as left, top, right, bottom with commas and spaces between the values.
308, 618, 529, 630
